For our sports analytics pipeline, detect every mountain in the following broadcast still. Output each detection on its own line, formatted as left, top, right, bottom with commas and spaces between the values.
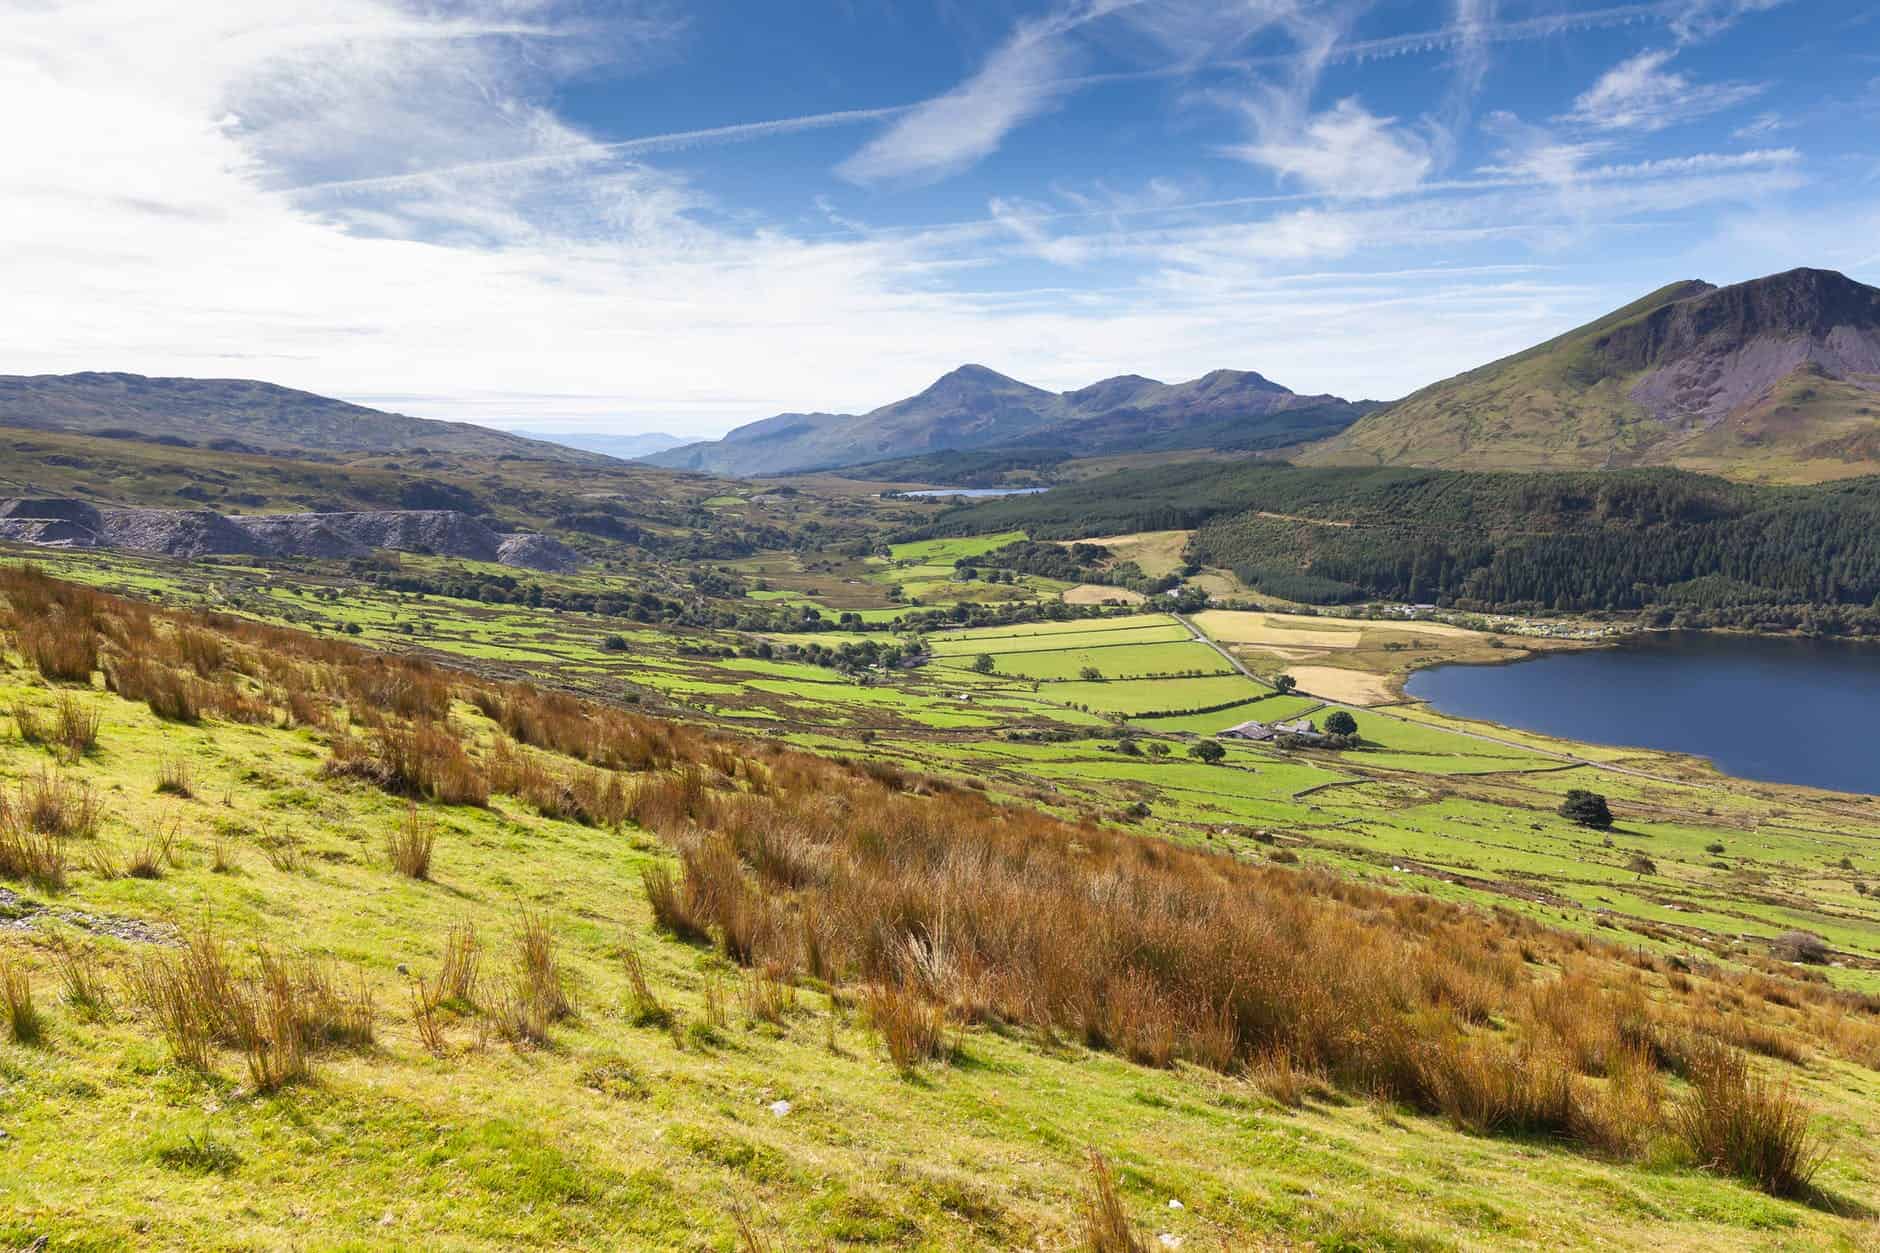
1304, 268, 1880, 483
0, 372, 616, 464
642, 364, 1368, 476
527, 430, 686, 459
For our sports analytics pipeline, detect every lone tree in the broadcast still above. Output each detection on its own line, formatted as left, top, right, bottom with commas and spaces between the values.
1323, 710, 1358, 737
971, 653, 996, 674
1188, 739, 1226, 765
1559, 789, 1614, 830
1273, 674, 1297, 694
1079, 666, 1103, 681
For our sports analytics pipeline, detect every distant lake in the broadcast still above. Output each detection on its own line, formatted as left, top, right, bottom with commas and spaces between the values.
1405, 631, 1880, 795
894, 487, 1048, 499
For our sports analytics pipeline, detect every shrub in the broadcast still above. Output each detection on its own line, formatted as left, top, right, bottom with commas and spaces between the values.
1770, 931, 1829, 965
1672, 1041, 1827, 1197
602, 634, 628, 652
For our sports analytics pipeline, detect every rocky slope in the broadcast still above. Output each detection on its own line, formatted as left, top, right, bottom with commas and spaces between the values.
1304, 268, 1880, 482
643, 364, 1365, 476
0, 373, 617, 465
0, 499, 581, 571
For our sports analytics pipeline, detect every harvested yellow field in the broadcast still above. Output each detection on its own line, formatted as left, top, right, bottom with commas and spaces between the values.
1065, 529, 1191, 577
1062, 582, 1146, 605
1191, 610, 1364, 649
1284, 665, 1398, 706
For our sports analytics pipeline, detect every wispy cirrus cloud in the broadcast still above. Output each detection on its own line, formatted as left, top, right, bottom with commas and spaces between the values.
1561, 48, 1763, 132
837, 0, 1146, 185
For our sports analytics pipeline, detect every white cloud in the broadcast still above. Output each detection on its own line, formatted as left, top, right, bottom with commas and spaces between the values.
0, 0, 1839, 436
1225, 98, 1435, 199
1562, 49, 1763, 132
837, 0, 1144, 185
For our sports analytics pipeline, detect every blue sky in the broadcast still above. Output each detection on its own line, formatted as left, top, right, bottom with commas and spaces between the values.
5, 1, 1877, 437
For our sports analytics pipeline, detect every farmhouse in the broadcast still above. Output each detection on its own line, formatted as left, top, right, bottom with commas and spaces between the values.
1220, 717, 1331, 746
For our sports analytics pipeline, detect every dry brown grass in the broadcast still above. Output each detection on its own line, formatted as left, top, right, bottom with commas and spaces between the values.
493, 911, 572, 1047
866, 983, 951, 1073
386, 804, 436, 880
53, 693, 101, 761
324, 722, 488, 807
1673, 1039, 1829, 1198
125, 921, 374, 1088
1080, 1151, 1147, 1253
17, 616, 98, 683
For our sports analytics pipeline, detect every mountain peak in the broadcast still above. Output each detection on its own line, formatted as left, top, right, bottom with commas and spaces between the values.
1305, 266, 1880, 483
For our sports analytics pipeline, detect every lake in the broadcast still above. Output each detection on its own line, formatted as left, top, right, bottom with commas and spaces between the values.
892, 487, 1047, 499
1405, 631, 1880, 795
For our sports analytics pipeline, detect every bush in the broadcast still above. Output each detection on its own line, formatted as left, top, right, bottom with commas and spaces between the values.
1770, 931, 1829, 964
1559, 789, 1613, 830
602, 634, 628, 652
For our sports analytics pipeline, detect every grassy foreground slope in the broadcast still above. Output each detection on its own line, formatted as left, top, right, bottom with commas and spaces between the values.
1, 570, 1878, 1248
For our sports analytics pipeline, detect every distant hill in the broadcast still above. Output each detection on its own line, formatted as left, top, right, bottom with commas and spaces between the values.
0, 372, 616, 465
1304, 268, 1880, 483
642, 364, 1370, 476
528, 430, 686, 459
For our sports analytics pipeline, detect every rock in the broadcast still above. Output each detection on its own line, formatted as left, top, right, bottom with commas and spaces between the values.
768, 1099, 791, 1118
1157, 1235, 1183, 1249
1167, 1199, 1183, 1209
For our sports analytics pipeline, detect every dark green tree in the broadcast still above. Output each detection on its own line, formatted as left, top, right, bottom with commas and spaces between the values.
971, 653, 996, 674
1323, 710, 1358, 737
1559, 789, 1614, 830
1187, 739, 1226, 765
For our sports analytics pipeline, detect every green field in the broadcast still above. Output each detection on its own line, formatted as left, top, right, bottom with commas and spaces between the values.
936, 639, 1232, 681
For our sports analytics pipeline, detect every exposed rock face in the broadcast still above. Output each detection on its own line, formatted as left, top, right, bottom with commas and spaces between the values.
496, 532, 583, 573
0, 499, 584, 571
1619, 271, 1880, 428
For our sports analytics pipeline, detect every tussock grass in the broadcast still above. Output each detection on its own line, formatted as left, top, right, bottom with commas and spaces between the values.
1673, 1039, 1828, 1198
155, 756, 194, 797
54, 693, 101, 761
493, 911, 571, 1046
386, 804, 436, 880
53, 938, 112, 1021
125, 921, 375, 1088
2, 958, 43, 1045
1080, 1151, 1147, 1253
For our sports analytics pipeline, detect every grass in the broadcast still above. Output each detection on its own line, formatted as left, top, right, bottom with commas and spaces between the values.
0, 568, 1876, 1246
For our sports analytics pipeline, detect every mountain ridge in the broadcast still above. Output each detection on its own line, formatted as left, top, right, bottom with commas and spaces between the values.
1304, 268, 1880, 482
0, 372, 618, 465
643, 364, 1366, 476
